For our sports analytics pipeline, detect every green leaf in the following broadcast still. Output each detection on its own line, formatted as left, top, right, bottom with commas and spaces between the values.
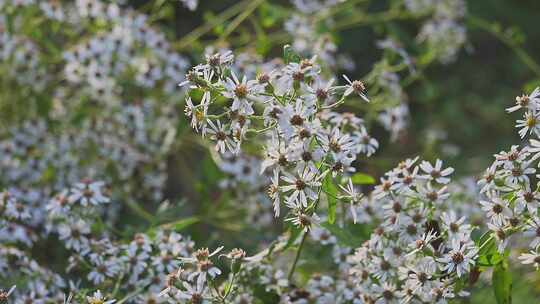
256, 36, 271, 56
475, 234, 503, 267
259, 3, 287, 28
148, 217, 199, 238
283, 44, 301, 64
350, 173, 375, 185
524, 79, 540, 93
492, 258, 512, 304
320, 221, 363, 248
167, 217, 200, 231
323, 175, 338, 224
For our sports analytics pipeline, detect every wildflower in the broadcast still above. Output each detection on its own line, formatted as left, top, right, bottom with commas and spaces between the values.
0, 286, 16, 303
343, 75, 369, 102
371, 256, 397, 282
280, 166, 321, 208
206, 120, 237, 154
406, 258, 437, 299
222, 72, 261, 115
88, 257, 121, 285
4, 200, 31, 221
184, 91, 210, 132
339, 178, 363, 223
354, 126, 379, 156
318, 127, 355, 156
310, 226, 336, 245
480, 197, 512, 225
58, 219, 91, 252
477, 165, 497, 193
523, 217, 540, 249
407, 230, 438, 256
305, 77, 335, 105
418, 183, 450, 205
506, 87, 540, 113
487, 222, 509, 253
441, 211, 471, 239
176, 281, 207, 303
180, 247, 223, 288
285, 211, 320, 231
47, 190, 72, 216
419, 159, 454, 184
515, 187, 540, 214
86, 290, 116, 304
372, 282, 400, 303
260, 135, 293, 173
518, 250, 540, 269
268, 169, 281, 217
437, 239, 477, 277
278, 99, 315, 140
378, 104, 409, 141
516, 111, 540, 138
68, 180, 110, 206
179, 0, 198, 11
205, 51, 234, 68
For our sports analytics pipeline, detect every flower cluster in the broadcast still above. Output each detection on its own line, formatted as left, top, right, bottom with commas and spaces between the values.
214, 152, 277, 229
478, 87, 540, 269
182, 49, 379, 227
284, 12, 354, 71
0, 1, 184, 207
159, 246, 257, 303
0, 177, 200, 302
406, 0, 467, 64
0, 0, 527, 303
347, 158, 478, 303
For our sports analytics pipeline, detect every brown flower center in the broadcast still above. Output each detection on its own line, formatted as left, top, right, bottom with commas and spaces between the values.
234, 84, 248, 98
290, 115, 304, 126
451, 252, 464, 264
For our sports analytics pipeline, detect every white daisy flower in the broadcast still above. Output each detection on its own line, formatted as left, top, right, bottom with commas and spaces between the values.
506, 87, 540, 113
343, 74, 369, 102
518, 250, 540, 269
419, 159, 454, 184
437, 238, 477, 277
86, 290, 116, 304
280, 166, 321, 208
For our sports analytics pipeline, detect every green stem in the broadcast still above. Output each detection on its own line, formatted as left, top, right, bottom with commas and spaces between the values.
287, 230, 309, 281
172, 0, 253, 51
468, 15, 540, 77
322, 95, 346, 109
478, 234, 494, 252
331, 10, 417, 32
223, 271, 238, 300
246, 123, 276, 135
217, 0, 265, 44
313, 0, 370, 23
116, 286, 147, 304
287, 164, 327, 281
125, 200, 155, 224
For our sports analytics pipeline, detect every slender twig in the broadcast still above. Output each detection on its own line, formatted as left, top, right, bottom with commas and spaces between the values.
217, 0, 265, 44
331, 10, 417, 32
116, 286, 148, 304
287, 230, 309, 281
287, 164, 327, 281
468, 15, 540, 77
223, 271, 238, 300
322, 96, 346, 109
172, 0, 252, 51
